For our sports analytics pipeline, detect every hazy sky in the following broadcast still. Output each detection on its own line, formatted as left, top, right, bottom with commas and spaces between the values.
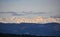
0, 0, 60, 18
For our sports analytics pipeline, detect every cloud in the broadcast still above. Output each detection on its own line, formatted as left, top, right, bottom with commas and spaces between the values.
0, 12, 60, 18
0, 16, 60, 23
12, 13, 24, 16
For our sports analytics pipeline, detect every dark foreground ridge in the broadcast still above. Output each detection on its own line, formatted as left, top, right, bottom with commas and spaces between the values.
0, 22, 60, 36
0, 33, 56, 37
0, 33, 40, 37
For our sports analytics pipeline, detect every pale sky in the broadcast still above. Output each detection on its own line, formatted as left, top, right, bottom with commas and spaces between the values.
0, 0, 60, 18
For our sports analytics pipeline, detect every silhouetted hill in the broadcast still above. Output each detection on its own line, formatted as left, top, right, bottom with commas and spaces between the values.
0, 22, 60, 36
